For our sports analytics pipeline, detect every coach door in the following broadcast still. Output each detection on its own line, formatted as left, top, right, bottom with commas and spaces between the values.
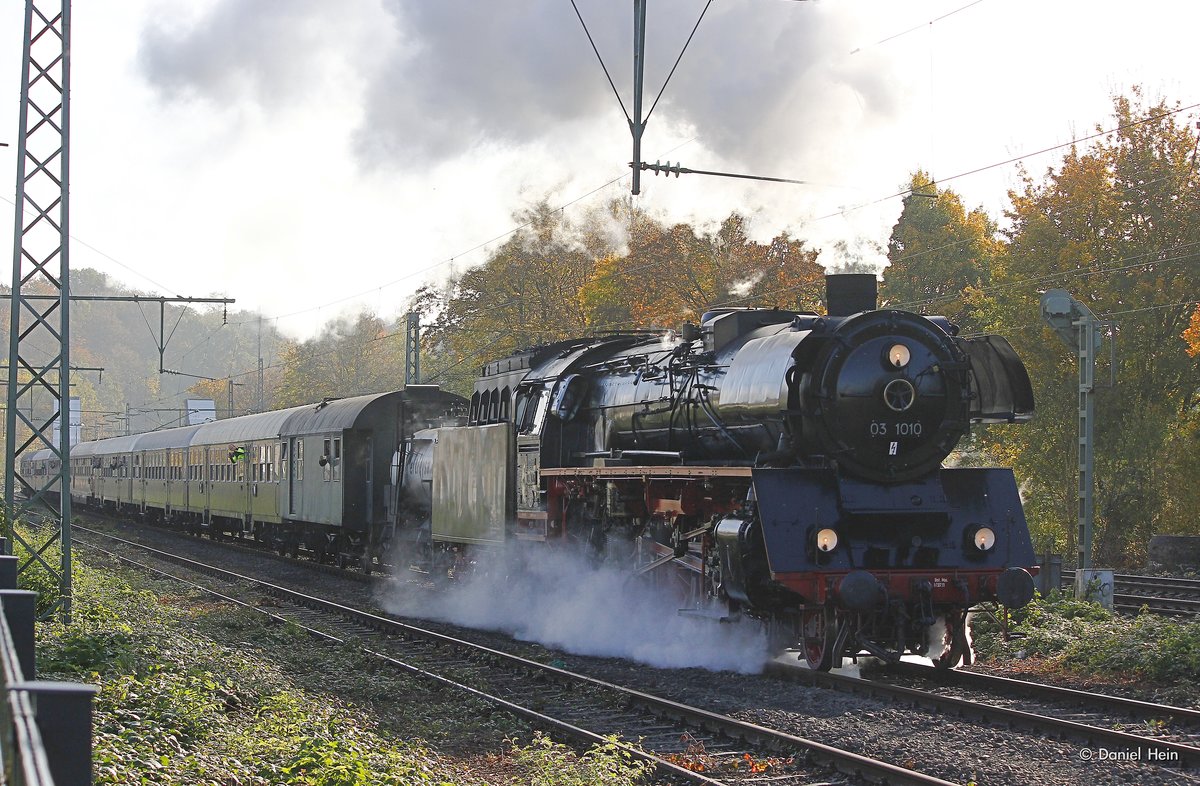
287, 437, 302, 516
203, 446, 213, 523
362, 436, 373, 527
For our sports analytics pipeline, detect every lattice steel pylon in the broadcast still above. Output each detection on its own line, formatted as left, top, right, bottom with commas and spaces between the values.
5, 0, 72, 622
404, 312, 419, 385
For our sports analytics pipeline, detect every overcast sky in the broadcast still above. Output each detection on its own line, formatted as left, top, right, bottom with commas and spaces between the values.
2, 0, 1197, 340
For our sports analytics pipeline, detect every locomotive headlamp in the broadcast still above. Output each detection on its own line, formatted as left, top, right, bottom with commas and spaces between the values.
972, 526, 996, 552
887, 343, 911, 369
816, 528, 839, 552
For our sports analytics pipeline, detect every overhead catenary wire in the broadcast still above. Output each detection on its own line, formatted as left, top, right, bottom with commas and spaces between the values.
228, 98, 1200, 330
817, 100, 1200, 221
14, 93, 1196, 341
850, 0, 985, 53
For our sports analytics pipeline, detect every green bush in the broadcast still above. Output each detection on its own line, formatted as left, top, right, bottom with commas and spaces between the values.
511, 733, 652, 786
972, 591, 1200, 682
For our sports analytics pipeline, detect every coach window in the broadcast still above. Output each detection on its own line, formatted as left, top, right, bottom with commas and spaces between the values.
500, 387, 511, 421
280, 441, 288, 481
322, 438, 332, 482
332, 438, 341, 481
469, 392, 481, 425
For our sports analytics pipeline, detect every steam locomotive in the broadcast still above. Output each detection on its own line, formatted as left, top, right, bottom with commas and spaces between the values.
26, 273, 1036, 670
400, 273, 1037, 670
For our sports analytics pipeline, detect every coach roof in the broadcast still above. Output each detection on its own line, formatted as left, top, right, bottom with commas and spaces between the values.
280, 391, 400, 437
191, 406, 309, 447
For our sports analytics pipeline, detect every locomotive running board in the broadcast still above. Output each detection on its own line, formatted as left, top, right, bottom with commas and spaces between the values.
539, 465, 752, 479
676, 607, 738, 623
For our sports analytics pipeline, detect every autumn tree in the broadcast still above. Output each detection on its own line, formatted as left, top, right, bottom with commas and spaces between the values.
1185, 306, 1200, 357
990, 91, 1200, 565
411, 200, 616, 396
273, 313, 406, 407
578, 210, 825, 330
882, 171, 1001, 331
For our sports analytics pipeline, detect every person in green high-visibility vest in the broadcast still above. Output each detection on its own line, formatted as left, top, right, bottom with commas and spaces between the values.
228, 444, 246, 463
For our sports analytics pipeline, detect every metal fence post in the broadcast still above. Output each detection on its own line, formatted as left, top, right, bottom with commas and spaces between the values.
14, 680, 98, 785
0, 591, 38, 680
0, 555, 19, 590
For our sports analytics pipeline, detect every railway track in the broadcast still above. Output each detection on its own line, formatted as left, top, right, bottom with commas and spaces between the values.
767, 659, 1199, 769
73, 517, 1199, 781
1061, 570, 1200, 616
74, 524, 959, 786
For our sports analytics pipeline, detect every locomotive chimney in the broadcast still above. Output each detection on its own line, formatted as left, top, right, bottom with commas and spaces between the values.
825, 273, 878, 316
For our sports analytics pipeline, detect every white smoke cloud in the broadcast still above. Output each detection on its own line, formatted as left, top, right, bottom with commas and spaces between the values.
137, 0, 385, 111
377, 547, 770, 674
134, 0, 906, 178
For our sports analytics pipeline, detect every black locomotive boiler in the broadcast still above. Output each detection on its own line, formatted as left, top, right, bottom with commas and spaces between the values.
406, 274, 1037, 670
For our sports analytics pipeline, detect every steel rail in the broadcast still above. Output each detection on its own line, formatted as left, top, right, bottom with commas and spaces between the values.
1113, 594, 1200, 615
889, 661, 1200, 726
1062, 570, 1200, 592
1060, 570, 1200, 616
76, 525, 959, 786
765, 661, 1198, 769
